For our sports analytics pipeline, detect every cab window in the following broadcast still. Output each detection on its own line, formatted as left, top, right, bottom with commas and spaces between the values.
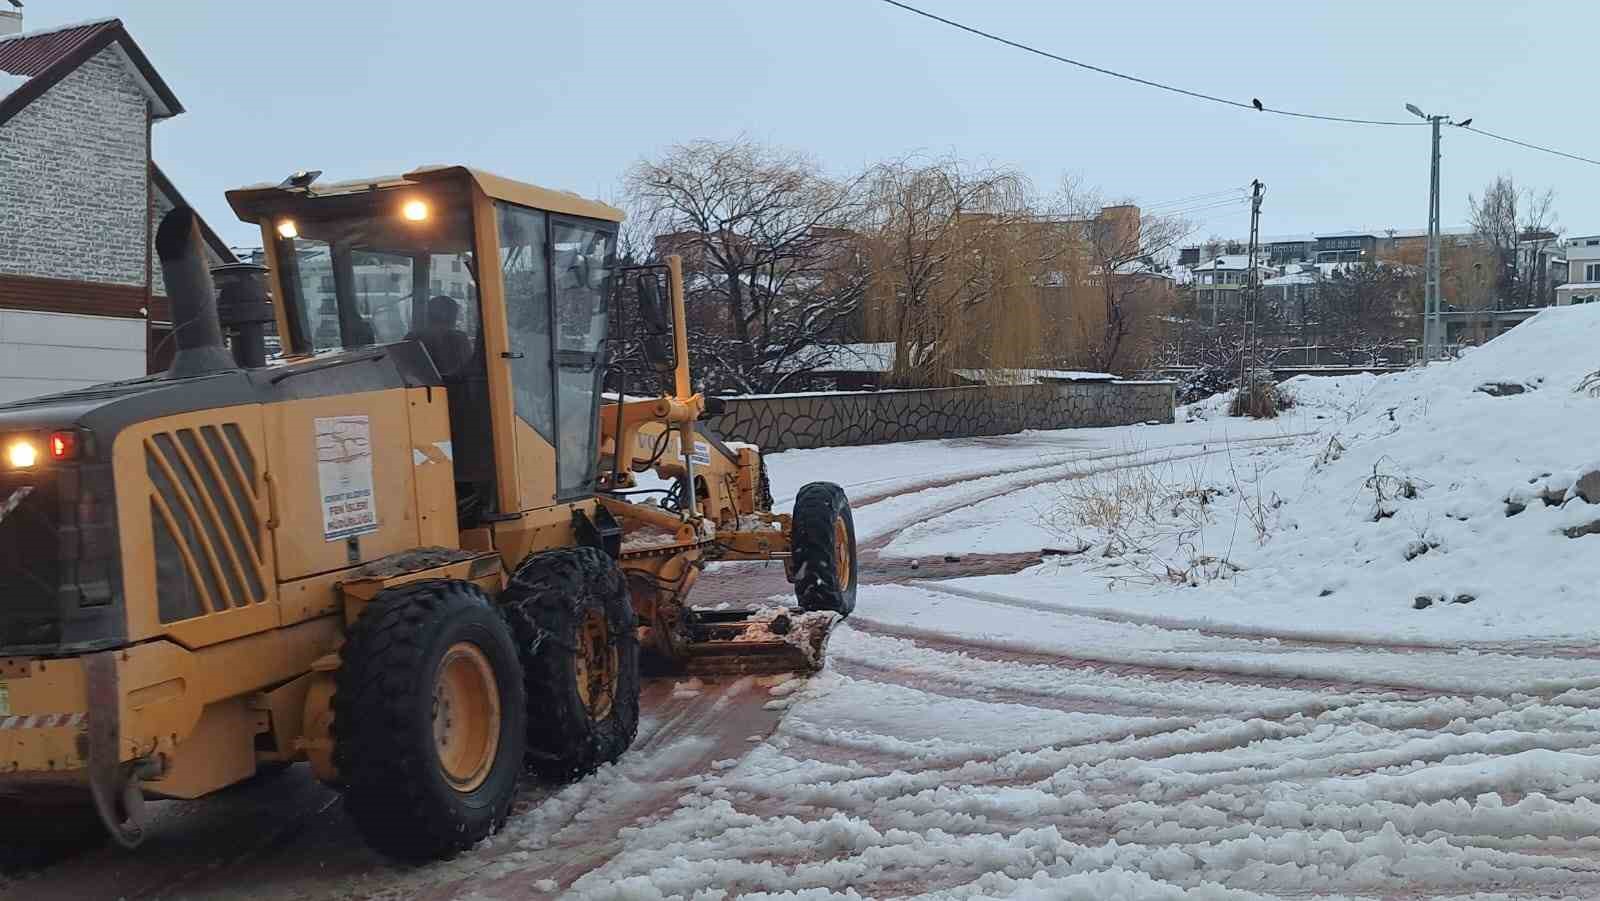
272, 192, 482, 378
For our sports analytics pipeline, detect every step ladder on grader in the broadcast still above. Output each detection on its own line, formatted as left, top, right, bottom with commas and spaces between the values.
0, 166, 855, 861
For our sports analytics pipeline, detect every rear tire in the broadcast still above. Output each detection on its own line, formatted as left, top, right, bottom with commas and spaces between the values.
503, 547, 641, 782
791, 482, 857, 616
334, 580, 526, 862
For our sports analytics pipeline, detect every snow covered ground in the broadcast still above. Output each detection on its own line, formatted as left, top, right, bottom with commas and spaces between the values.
548, 306, 1600, 899
897, 306, 1600, 647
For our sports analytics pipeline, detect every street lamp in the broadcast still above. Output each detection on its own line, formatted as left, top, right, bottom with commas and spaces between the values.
1405, 102, 1467, 361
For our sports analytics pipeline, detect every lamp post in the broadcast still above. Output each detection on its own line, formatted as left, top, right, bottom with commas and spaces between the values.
1405, 103, 1467, 361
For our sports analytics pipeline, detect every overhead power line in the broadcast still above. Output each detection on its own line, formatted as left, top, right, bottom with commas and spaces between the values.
877, 0, 1423, 127
1458, 124, 1600, 168
1139, 186, 1251, 213
877, 0, 1600, 168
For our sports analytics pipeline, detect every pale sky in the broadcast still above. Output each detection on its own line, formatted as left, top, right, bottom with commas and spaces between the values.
37, 0, 1600, 247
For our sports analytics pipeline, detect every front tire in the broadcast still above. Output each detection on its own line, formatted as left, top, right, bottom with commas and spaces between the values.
791, 482, 858, 616
504, 547, 641, 782
334, 580, 526, 862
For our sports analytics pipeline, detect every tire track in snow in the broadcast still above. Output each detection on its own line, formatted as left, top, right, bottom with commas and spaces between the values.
916, 580, 1600, 661
842, 615, 1451, 698
567, 425, 1600, 898
784, 431, 1314, 510
852, 435, 1307, 548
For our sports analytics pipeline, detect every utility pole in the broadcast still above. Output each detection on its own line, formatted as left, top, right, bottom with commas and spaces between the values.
1239, 179, 1264, 387
1406, 103, 1466, 361
1424, 115, 1442, 359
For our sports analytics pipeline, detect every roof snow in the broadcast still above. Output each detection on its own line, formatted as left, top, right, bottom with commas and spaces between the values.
782, 342, 897, 374
953, 368, 1115, 386
0, 17, 119, 45
1263, 270, 1316, 287
0, 71, 27, 100
1190, 254, 1257, 271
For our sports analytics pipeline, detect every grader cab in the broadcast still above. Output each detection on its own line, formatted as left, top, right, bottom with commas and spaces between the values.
0, 166, 855, 860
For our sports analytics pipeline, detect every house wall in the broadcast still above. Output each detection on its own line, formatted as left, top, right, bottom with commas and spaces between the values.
1570, 237, 1600, 285
151, 182, 172, 297
0, 309, 146, 403
0, 46, 149, 287
701, 381, 1175, 452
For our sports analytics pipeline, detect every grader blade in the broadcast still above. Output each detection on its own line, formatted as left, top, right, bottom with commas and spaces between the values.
673, 608, 839, 676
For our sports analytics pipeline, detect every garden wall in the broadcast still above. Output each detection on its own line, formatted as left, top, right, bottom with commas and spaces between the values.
701, 380, 1175, 452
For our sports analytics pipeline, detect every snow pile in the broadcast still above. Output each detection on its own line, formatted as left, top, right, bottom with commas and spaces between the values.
956, 305, 1600, 643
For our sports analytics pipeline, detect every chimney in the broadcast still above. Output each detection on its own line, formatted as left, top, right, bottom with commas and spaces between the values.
0, 2, 20, 37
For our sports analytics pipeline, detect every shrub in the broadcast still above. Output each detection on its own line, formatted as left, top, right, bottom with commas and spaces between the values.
1229, 376, 1293, 419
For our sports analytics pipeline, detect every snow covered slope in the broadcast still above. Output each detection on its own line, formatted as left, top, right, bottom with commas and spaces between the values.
934, 305, 1600, 644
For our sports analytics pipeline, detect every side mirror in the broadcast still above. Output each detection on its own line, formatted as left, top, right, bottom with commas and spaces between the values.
636, 273, 676, 373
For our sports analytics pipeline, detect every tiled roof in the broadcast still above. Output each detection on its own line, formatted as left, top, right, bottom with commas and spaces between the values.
0, 17, 181, 126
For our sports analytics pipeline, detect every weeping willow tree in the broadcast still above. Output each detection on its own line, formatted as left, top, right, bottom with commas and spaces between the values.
859, 157, 1076, 387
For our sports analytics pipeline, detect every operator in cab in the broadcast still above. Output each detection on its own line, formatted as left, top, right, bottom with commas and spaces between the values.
412, 294, 474, 377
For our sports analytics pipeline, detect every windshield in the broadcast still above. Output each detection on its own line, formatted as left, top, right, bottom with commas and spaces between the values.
269, 185, 482, 376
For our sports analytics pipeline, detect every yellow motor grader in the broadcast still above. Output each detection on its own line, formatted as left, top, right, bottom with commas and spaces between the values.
0, 166, 856, 860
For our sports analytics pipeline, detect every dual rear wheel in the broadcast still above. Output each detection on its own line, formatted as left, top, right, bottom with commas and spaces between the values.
334, 547, 638, 861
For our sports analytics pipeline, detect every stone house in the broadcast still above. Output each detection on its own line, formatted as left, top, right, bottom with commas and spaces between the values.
0, 16, 235, 403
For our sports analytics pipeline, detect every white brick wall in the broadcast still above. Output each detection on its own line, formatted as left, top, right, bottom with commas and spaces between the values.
149, 182, 230, 299
0, 46, 149, 286
151, 183, 172, 297
0, 309, 145, 403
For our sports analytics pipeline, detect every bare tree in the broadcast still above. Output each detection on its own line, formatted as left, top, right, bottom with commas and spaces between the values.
625, 138, 867, 393
859, 155, 1054, 385
1313, 263, 1414, 365
1060, 184, 1189, 373
1516, 187, 1559, 307
1469, 175, 1561, 308
1469, 175, 1519, 302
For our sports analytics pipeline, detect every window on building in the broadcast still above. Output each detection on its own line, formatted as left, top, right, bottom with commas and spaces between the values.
1586, 263, 1600, 282
431, 278, 443, 293
452, 259, 462, 272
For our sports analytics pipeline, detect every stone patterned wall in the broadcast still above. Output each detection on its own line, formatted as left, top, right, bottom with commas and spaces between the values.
0, 47, 149, 286
150, 181, 173, 297
703, 381, 1175, 452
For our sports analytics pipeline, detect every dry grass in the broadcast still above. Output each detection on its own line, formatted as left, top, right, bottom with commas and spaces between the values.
1362, 456, 1429, 521
1577, 369, 1600, 397
1037, 453, 1247, 586
1229, 379, 1294, 419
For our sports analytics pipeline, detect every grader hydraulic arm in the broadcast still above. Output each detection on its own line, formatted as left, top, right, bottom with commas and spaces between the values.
595, 256, 855, 675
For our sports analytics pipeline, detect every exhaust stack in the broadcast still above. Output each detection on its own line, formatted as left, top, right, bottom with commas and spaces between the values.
155, 207, 236, 378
